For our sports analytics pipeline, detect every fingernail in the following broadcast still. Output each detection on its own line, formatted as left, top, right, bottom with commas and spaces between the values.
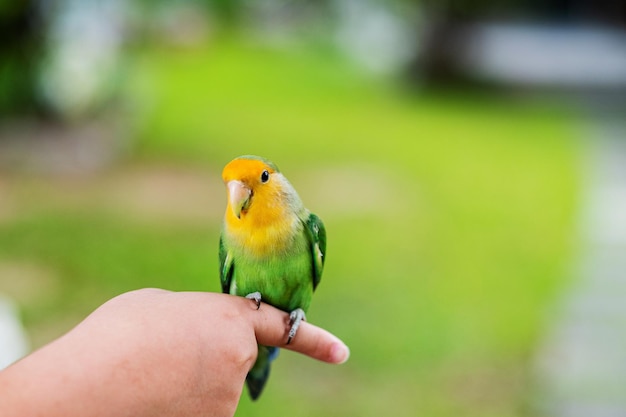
330, 342, 350, 364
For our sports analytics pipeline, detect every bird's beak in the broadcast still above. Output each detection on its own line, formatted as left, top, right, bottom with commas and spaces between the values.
227, 180, 251, 219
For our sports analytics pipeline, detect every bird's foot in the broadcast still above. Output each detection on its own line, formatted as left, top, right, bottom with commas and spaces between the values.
287, 308, 306, 345
245, 292, 262, 310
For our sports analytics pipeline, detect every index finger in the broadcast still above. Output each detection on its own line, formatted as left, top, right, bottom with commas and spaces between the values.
243, 300, 350, 365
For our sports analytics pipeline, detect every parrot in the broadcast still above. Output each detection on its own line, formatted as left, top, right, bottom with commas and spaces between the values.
219, 155, 327, 400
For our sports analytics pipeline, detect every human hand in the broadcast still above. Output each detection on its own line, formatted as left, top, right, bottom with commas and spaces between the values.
0, 289, 349, 417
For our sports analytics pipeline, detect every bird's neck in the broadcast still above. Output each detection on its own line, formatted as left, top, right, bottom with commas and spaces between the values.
225, 208, 299, 258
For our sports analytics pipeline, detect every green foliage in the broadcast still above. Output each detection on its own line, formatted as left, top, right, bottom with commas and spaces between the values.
0, 38, 580, 416
0, 1, 42, 116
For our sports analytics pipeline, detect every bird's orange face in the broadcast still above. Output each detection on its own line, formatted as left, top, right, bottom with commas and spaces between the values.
222, 158, 278, 221
221, 156, 302, 257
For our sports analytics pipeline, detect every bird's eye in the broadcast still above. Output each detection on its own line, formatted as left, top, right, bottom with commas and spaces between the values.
260, 170, 270, 183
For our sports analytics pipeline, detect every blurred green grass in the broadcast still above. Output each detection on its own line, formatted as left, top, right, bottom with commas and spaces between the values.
0, 38, 580, 416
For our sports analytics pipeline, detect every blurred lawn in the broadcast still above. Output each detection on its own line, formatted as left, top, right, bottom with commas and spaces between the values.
0, 37, 579, 416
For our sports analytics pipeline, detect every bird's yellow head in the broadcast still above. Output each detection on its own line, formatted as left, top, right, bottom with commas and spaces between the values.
222, 155, 282, 221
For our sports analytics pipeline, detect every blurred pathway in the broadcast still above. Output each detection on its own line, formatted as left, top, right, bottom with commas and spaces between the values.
535, 109, 626, 417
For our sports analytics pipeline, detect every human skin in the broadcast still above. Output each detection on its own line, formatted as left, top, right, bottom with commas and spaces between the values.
0, 289, 349, 417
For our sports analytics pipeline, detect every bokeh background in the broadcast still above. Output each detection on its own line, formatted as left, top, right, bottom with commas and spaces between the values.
1, 1, 626, 416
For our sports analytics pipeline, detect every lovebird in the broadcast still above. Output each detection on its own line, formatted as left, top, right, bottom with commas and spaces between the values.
219, 155, 327, 400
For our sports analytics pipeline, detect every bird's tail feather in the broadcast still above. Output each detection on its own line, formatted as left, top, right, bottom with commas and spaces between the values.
246, 345, 279, 400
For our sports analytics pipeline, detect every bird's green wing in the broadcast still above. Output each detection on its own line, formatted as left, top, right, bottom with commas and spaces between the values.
219, 234, 234, 294
304, 212, 326, 290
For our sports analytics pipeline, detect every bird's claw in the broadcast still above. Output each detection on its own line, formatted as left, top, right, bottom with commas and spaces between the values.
245, 292, 262, 310
287, 308, 306, 345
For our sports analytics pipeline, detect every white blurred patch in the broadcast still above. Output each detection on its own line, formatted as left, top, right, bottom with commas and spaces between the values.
462, 23, 626, 88
0, 295, 29, 369
334, 0, 417, 75
39, 0, 127, 119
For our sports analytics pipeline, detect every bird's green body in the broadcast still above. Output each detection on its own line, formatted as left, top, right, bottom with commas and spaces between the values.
220, 222, 314, 312
219, 155, 326, 400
